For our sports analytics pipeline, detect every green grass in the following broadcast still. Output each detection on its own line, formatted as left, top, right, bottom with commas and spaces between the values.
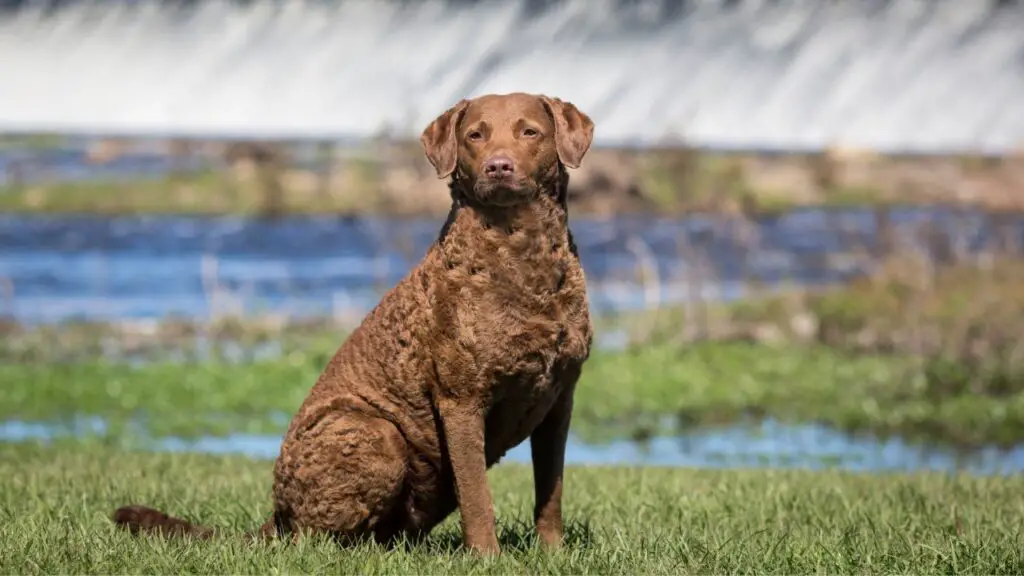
0, 134, 67, 150
3, 341, 1023, 448
0, 171, 971, 217
1, 441, 1021, 574
0, 171, 315, 217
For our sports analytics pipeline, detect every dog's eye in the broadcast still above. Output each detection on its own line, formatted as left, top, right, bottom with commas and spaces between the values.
467, 131, 483, 142
522, 128, 539, 137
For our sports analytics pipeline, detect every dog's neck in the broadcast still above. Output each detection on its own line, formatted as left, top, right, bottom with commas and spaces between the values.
435, 165, 576, 259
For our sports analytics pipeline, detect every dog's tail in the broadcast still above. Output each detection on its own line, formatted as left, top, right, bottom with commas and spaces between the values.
111, 504, 279, 542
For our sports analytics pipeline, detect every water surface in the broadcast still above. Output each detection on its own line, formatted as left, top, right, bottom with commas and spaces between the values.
2, 207, 1018, 324
3, 418, 1022, 476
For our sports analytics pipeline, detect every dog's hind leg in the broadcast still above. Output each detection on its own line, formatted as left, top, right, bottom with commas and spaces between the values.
271, 412, 409, 544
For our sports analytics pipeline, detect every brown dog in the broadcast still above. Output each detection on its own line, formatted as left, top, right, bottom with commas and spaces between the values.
112, 92, 595, 556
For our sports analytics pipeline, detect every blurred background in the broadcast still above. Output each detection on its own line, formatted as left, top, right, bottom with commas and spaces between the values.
1, 0, 1023, 474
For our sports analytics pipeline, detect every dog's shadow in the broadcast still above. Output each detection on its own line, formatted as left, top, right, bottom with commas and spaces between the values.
406, 518, 595, 555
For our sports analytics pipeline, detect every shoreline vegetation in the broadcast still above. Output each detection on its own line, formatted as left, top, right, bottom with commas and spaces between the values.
3, 253, 1024, 449
1, 137, 1023, 217
1, 136, 1023, 453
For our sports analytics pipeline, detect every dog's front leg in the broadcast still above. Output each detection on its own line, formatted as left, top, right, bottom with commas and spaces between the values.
529, 370, 578, 550
437, 397, 500, 555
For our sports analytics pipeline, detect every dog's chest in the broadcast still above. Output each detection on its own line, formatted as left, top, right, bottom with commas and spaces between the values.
464, 261, 590, 460
462, 256, 590, 373
431, 216, 592, 455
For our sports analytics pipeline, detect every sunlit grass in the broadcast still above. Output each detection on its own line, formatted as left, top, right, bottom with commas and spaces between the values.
1, 441, 1021, 574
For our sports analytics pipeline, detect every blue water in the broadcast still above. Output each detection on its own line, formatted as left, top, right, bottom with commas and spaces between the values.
4, 417, 1022, 476
1, 209, 1020, 325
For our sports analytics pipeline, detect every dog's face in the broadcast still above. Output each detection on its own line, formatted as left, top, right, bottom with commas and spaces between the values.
420, 93, 594, 206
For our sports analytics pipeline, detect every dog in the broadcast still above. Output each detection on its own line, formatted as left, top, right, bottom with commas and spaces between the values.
112, 92, 595, 556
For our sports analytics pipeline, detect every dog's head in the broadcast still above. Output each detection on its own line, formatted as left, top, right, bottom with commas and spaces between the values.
420, 93, 594, 207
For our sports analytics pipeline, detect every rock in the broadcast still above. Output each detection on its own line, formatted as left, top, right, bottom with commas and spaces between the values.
789, 312, 819, 342
752, 323, 787, 346
85, 138, 128, 164
565, 150, 656, 215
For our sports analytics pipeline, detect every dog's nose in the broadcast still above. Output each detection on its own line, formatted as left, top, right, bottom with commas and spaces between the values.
483, 155, 515, 178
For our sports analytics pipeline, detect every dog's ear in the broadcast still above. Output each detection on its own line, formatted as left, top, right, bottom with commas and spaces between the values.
420, 99, 470, 179
539, 96, 595, 169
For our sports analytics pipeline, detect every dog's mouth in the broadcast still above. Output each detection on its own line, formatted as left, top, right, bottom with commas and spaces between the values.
471, 178, 536, 206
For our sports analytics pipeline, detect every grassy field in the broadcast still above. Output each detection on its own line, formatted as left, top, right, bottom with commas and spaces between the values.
1, 441, 1021, 574
2, 340, 1022, 448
